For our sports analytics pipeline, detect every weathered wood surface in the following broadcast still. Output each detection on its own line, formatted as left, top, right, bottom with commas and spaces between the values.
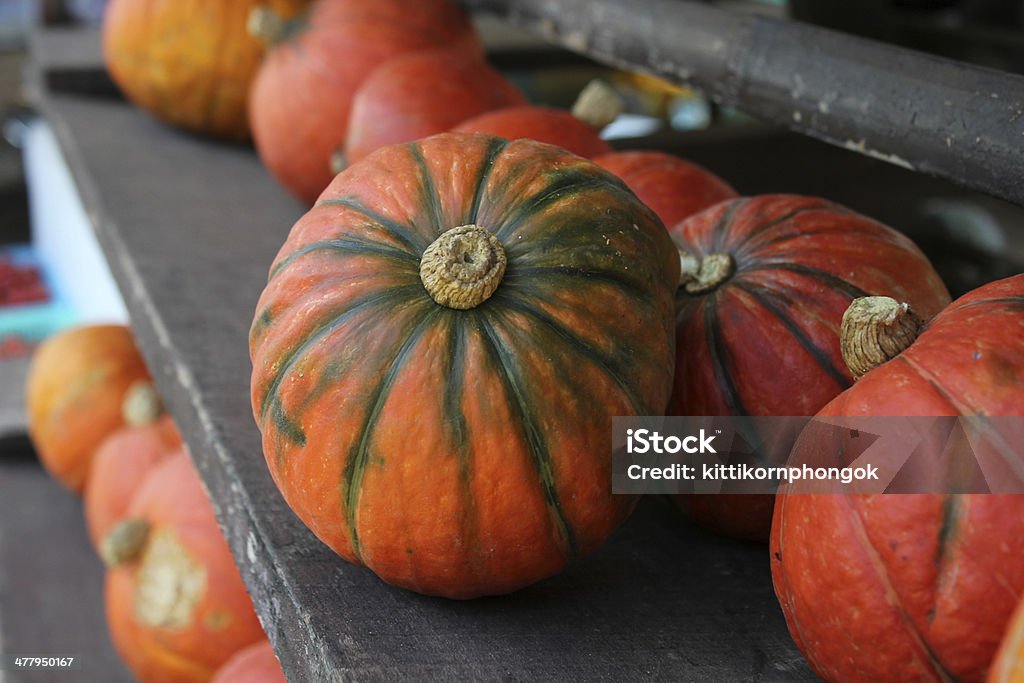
457, 0, 1024, 207
25, 37, 815, 683
0, 443, 133, 683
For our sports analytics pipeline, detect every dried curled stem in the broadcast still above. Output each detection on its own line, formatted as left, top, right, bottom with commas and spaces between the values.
678, 251, 735, 294
840, 296, 923, 380
420, 225, 507, 310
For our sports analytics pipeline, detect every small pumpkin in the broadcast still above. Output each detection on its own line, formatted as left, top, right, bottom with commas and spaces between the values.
249, 133, 679, 598
249, 0, 483, 204
451, 80, 623, 159
84, 382, 181, 549
212, 641, 285, 683
343, 49, 526, 166
102, 0, 309, 140
26, 324, 153, 493
104, 449, 263, 683
771, 274, 1024, 683
593, 150, 738, 228
668, 195, 950, 540
991, 596, 1024, 683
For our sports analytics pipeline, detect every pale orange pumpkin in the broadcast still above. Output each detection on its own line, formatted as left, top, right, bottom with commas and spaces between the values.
102, 0, 310, 140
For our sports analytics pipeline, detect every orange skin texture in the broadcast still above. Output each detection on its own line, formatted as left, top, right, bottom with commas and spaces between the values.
991, 598, 1024, 683
250, 133, 680, 598
666, 195, 951, 540
452, 106, 612, 158
106, 450, 263, 683
343, 49, 526, 167
84, 414, 182, 549
771, 274, 1024, 683
25, 324, 152, 493
103, 0, 310, 141
211, 641, 285, 683
593, 150, 738, 228
249, 0, 483, 204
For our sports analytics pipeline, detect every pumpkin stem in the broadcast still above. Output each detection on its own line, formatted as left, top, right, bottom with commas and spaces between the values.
122, 380, 164, 427
840, 296, 923, 380
420, 225, 507, 309
248, 6, 294, 45
100, 518, 151, 569
329, 149, 348, 176
678, 251, 734, 294
572, 79, 625, 130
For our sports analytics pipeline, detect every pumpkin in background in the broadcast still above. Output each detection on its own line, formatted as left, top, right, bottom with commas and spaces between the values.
343, 49, 526, 166
991, 596, 1024, 683
249, 133, 679, 598
212, 641, 285, 683
26, 324, 153, 493
249, 0, 483, 204
102, 0, 309, 140
772, 274, 1024, 683
669, 195, 950, 540
84, 381, 181, 548
104, 449, 263, 682
451, 80, 624, 159
593, 150, 737, 229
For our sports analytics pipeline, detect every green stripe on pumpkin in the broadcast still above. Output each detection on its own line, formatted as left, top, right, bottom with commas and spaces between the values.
477, 312, 577, 560
704, 298, 750, 417
469, 137, 508, 225
408, 143, 445, 238
342, 307, 439, 560
268, 238, 419, 282
318, 196, 429, 254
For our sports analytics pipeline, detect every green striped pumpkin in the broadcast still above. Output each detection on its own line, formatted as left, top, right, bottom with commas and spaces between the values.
249, 133, 680, 598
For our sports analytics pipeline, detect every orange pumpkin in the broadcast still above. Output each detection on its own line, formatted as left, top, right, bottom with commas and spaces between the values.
249, 0, 483, 203
343, 48, 525, 166
84, 381, 181, 548
102, 0, 310, 140
26, 324, 152, 493
104, 450, 263, 682
991, 597, 1024, 683
212, 641, 285, 683
249, 133, 679, 598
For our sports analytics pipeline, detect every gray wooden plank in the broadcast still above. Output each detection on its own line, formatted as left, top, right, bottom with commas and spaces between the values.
24, 39, 814, 683
0, 446, 133, 683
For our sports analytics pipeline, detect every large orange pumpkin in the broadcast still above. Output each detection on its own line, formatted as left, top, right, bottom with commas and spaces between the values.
102, 0, 309, 140
84, 381, 181, 548
212, 641, 285, 683
667, 195, 950, 540
771, 274, 1024, 683
249, 133, 679, 598
249, 0, 483, 204
104, 449, 263, 682
26, 324, 153, 493
991, 596, 1024, 683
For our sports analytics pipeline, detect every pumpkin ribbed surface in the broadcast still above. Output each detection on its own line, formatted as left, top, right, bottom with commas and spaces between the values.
102, 0, 309, 140
668, 195, 950, 540
249, 133, 679, 598
771, 274, 1024, 683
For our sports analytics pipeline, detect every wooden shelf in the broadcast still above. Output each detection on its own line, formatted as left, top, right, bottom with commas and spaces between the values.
25, 30, 814, 682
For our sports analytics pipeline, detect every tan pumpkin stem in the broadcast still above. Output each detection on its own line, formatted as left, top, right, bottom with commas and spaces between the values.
100, 518, 151, 569
420, 225, 507, 310
572, 79, 626, 130
122, 380, 164, 427
840, 296, 923, 380
678, 251, 734, 294
248, 6, 286, 44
